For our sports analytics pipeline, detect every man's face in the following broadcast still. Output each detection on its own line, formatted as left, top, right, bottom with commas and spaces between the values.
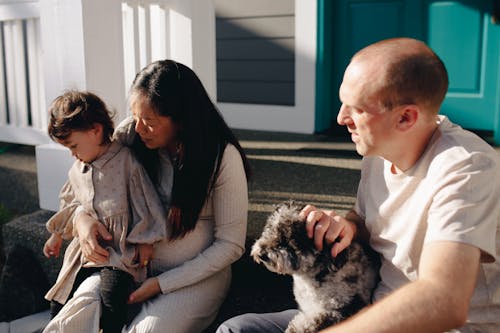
337, 59, 397, 157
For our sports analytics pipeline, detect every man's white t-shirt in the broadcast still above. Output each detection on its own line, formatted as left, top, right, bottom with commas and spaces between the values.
354, 116, 500, 330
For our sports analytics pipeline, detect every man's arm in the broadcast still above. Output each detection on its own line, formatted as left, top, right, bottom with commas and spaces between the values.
344, 209, 369, 244
321, 241, 480, 333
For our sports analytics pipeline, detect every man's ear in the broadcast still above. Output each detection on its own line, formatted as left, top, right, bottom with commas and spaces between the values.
396, 105, 419, 132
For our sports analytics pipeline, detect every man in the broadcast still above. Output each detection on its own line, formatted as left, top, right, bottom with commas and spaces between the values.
217, 38, 500, 333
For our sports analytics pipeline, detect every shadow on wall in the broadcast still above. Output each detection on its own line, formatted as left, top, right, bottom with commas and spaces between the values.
215, 0, 295, 106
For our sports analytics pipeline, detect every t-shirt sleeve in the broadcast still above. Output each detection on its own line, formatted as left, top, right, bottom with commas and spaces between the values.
425, 152, 499, 263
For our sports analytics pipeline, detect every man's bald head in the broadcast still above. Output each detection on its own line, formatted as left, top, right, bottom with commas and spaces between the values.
349, 38, 449, 114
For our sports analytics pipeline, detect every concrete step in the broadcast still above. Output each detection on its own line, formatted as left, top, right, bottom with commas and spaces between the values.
0, 143, 39, 215
0, 210, 294, 333
1, 210, 60, 284
0, 310, 50, 333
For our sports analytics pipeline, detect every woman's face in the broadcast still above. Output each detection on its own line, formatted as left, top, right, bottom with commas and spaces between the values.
131, 94, 178, 150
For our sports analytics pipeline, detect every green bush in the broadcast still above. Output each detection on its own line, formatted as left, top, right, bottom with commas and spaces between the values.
0, 203, 12, 225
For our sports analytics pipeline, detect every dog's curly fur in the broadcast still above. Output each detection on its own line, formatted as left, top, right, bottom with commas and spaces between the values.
251, 202, 380, 333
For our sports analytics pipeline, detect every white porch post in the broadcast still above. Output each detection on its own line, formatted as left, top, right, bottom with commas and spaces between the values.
39, 0, 126, 120
167, 0, 217, 100
36, 0, 127, 211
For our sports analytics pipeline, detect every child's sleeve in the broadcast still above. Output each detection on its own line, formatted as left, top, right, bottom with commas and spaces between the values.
46, 180, 80, 240
126, 163, 169, 245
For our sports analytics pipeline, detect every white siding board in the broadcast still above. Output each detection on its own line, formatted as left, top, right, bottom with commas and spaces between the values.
216, 16, 294, 39
215, 0, 294, 18
217, 59, 294, 81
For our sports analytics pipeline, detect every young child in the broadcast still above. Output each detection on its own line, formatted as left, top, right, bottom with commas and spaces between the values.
43, 90, 168, 333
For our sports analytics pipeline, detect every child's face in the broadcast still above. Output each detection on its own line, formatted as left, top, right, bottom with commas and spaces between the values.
57, 125, 106, 163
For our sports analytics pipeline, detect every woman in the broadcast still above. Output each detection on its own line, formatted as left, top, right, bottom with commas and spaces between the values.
44, 60, 251, 333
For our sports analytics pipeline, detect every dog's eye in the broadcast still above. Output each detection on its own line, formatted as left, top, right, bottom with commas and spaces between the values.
258, 252, 270, 262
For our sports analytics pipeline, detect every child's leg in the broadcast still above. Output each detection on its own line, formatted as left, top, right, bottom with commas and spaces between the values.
49, 300, 64, 318
50, 267, 100, 319
99, 267, 135, 333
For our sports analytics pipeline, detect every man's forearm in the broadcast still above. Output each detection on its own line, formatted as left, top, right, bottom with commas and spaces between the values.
321, 279, 463, 333
345, 209, 369, 243
321, 241, 480, 333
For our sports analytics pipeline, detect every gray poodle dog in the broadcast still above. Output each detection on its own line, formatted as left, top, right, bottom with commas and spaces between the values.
251, 202, 380, 333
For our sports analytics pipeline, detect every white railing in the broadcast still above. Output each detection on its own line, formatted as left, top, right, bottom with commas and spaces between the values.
0, 0, 215, 150
123, 1, 183, 93
121, 0, 193, 99
0, 0, 48, 145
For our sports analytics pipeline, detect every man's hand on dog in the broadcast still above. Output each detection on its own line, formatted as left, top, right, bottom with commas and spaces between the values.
299, 205, 356, 258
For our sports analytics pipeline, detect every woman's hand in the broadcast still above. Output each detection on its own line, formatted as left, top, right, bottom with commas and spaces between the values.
74, 212, 112, 263
299, 205, 356, 257
127, 277, 161, 304
136, 244, 154, 267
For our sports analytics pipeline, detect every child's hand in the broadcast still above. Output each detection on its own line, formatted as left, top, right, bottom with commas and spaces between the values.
43, 234, 63, 258
137, 244, 153, 267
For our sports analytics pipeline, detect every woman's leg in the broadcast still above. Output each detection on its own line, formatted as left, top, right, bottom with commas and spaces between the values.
125, 268, 231, 333
215, 310, 298, 333
99, 268, 135, 333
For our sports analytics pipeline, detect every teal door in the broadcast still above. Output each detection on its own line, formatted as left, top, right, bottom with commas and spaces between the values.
317, 0, 500, 145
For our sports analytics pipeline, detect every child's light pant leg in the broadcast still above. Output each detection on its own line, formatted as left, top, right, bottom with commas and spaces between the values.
43, 273, 101, 333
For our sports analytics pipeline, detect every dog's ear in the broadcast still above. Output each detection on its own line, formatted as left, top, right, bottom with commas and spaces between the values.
331, 247, 349, 269
289, 220, 315, 253
315, 245, 349, 272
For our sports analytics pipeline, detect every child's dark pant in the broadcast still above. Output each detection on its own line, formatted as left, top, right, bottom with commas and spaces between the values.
99, 267, 135, 333
50, 267, 135, 333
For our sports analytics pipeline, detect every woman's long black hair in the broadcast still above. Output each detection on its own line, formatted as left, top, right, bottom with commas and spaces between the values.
130, 60, 251, 239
